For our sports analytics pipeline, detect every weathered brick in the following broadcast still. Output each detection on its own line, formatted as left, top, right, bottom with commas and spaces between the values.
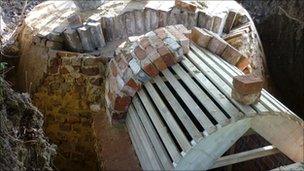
134, 46, 147, 60
191, 27, 213, 48
243, 65, 252, 75
175, 0, 197, 13
221, 44, 242, 65
231, 88, 261, 105
166, 25, 190, 54
236, 56, 251, 71
138, 36, 150, 49
208, 35, 228, 55
158, 46, 176, 67
129, 58, 150, 83
113, 95, 132, 111
115, 54, 129, 75
175, 24, 191, 38
224, 10, 237, 33
148, 51, 167, 71
233, 75, 263, 95
140, 57, 159, 77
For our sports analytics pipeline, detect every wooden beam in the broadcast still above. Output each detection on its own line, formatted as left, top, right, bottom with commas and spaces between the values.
211, 145, 280, 169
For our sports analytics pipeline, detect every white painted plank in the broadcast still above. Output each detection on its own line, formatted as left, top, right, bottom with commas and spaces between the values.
137, 89, 182, 164
144, 82, 192, 153
126, 113, 153, 170
181, 58, 244, 121
132, 95, 174, 169
128, 105, 163, 170
211, 145, 279, 169
162, 69, 217, 135
172, 64, 230, 127
153, 76, 203, 143
186, 50, 257, 115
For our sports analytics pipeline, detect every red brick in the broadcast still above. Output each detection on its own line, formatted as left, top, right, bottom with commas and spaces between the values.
233, 74, 263, 95
175, 0, 197, 13
236, 56, 251, 71
158, 46, 176, 67
221, 44, 242, 65
208, 35, 228, 55
166, 26, 190, 54
134, 46, 147, 60
138, 37, 150, 49
140, 57, 159, 77
243, 65, 252, 75
145, 45, 157, 54
113, 95, 132, 111
191, 27, 213, 48
148, 51, 167, 71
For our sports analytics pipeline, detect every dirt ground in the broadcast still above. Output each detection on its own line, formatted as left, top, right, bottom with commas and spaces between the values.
93, 108, 141, 171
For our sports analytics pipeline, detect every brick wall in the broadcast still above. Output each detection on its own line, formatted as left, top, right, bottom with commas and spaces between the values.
32, 50, 106, 170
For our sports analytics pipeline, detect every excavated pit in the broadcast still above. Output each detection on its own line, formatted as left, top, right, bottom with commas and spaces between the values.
14, 1, 279, 170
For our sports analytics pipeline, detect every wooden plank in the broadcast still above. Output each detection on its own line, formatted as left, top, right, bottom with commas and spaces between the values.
137, 89, 182, 164
198, 45, 281, 113
175, 118, 252, 170
186, 50, 257, 115
211, 145, 279, 169
126, 113, 153, 170
162, 69, 217, 135
181, 58, 244, 121
144, 82, 192, 153
128, 105, 163, 170
190, 44, 270, 114
172, 64, 230, 127
153, 76, 203, 143
132, 95, 173, 169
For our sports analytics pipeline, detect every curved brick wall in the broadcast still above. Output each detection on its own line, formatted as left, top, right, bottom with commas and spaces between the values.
105, 25, 190, 124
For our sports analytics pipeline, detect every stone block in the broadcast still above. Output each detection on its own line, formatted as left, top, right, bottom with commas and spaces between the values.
191, 27, 213, 48
129, 58, 150, 83
221, 44, 242, 65
224, 10, 237, 33
140, 57, 159, 77
87, 22, 106, 49
208, 35, 228, 55
158, 46, 176, 67
233, 75, 263, 95
77, 26, 95, 52
236, 56, 251, 71
231, 88, 261, 105
175, 0, 197, 13
125, 11, 136, 36
134, 10, 145, 34
63, 27, 83, 52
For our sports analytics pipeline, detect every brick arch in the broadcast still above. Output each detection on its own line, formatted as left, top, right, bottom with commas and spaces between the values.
105, 25, 190, 124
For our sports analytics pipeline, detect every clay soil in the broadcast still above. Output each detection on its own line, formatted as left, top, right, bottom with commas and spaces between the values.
93, 108, 141, 170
